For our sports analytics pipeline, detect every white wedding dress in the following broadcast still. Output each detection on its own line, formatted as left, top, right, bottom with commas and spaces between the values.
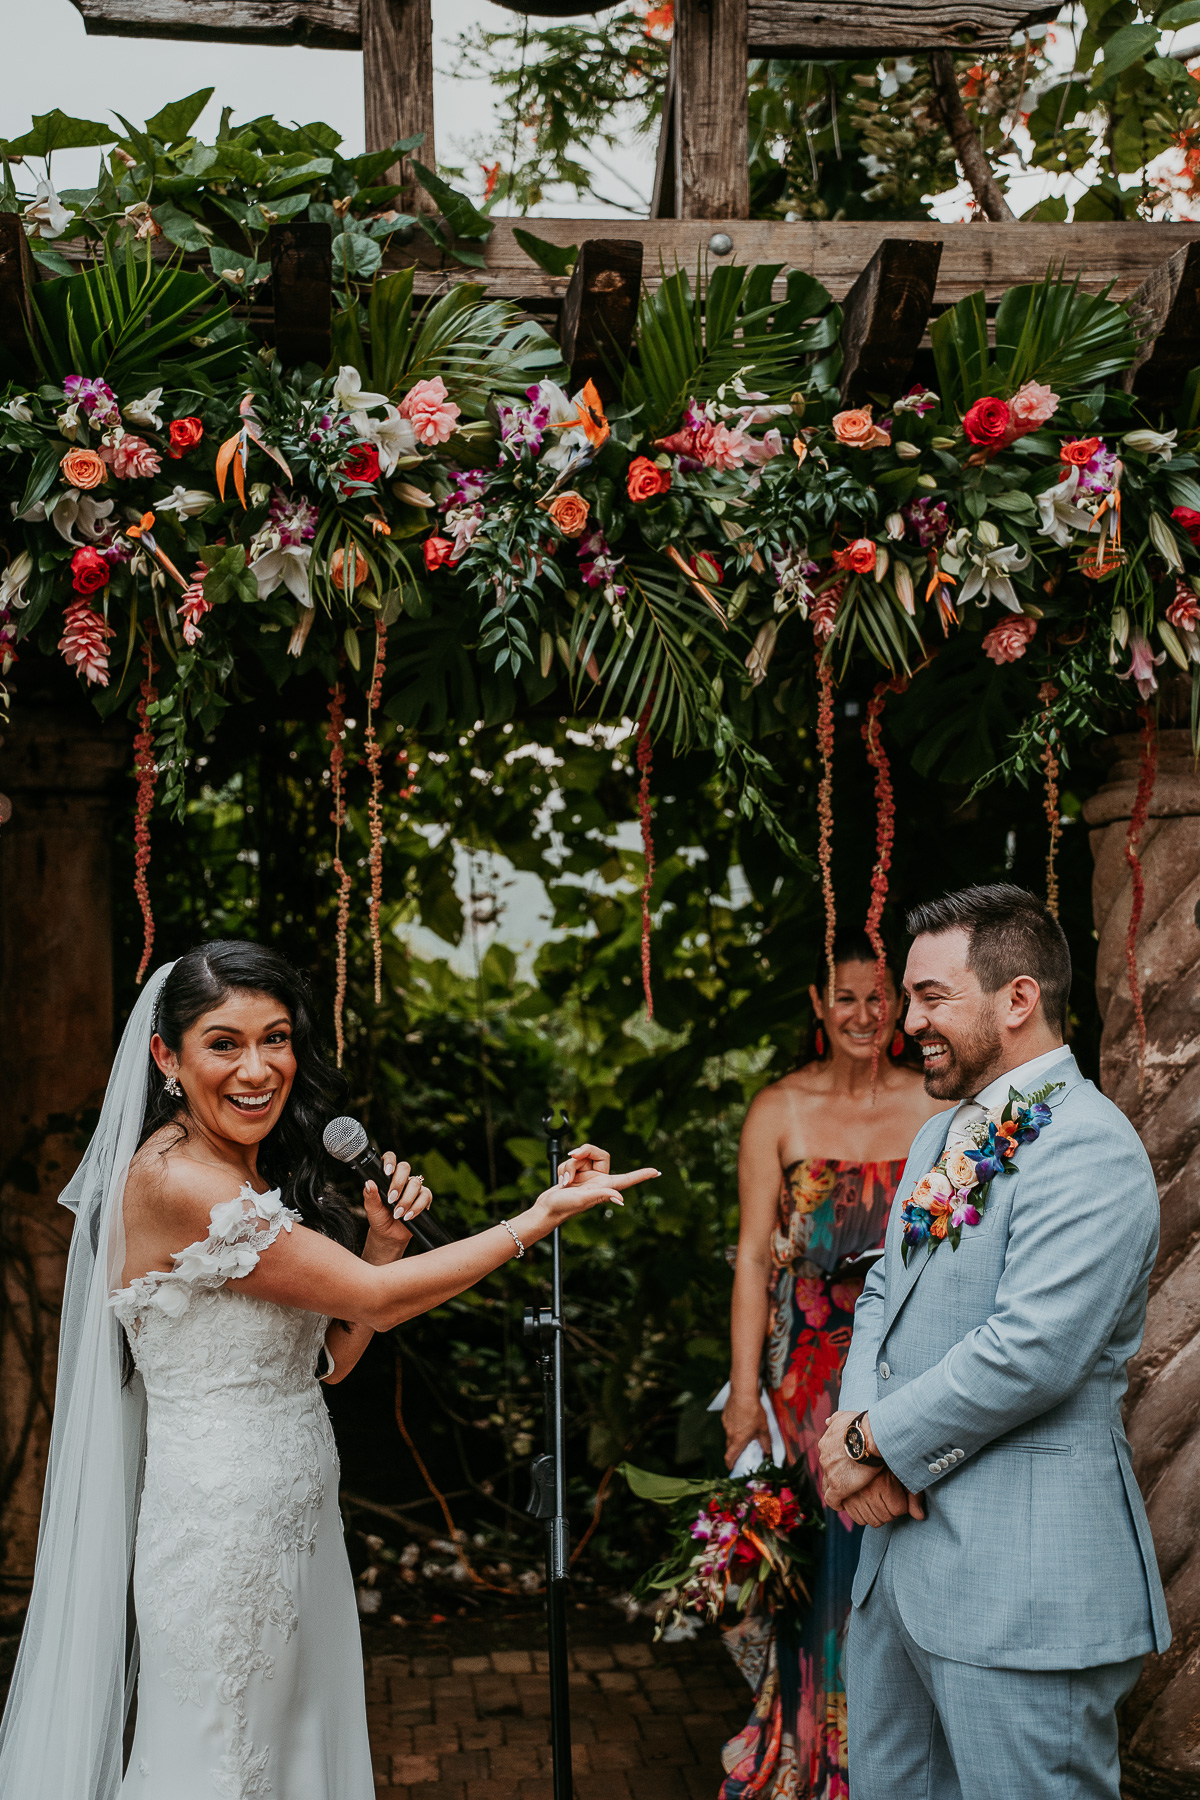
110, 1183, 375, 1800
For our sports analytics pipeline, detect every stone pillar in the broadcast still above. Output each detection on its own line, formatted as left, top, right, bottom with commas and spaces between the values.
1083, 728, 1200, 1795
0, 694, 126, 1618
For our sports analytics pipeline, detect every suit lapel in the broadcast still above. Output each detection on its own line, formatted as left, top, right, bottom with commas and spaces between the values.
881, 1052, 1083, 1340
883, 1109, 955, 1337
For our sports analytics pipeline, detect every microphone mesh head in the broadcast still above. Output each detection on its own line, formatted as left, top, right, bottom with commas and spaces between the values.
323, 1116, 368, 1163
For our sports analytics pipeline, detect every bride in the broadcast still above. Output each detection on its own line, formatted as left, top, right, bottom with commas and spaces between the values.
0, 940, 654, 1800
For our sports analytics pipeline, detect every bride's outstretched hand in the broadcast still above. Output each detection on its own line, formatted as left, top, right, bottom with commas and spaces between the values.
531, 1145, 659, 1228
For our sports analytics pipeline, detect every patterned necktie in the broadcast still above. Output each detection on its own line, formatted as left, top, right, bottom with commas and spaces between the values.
943, 1100, 988, 1155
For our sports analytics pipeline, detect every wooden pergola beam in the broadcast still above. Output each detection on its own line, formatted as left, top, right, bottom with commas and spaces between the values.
558, 240, 644, 402
746, 0, 1058, 56
70, 0, 360, 46
839, 236, 944, 404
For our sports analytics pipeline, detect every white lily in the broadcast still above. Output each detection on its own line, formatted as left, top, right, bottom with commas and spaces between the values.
48, 489, 115, 545
24, 176, 74, 240
250, 540, 312, 607
1035, 465, 1096, 549
2, 396, 33, 424
0, 550, 33, 610
539, 380, 590, 474
55, 401, 83, 442
155, 485, 217, 520
124, 387, 164, 430
1123, 427, 1177, 461
332, 365, 388, 415
958, 539, 1031, 612
351, 403, 416, 477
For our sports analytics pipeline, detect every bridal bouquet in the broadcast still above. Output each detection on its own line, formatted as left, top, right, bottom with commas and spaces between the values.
620, 1462, 822, 1639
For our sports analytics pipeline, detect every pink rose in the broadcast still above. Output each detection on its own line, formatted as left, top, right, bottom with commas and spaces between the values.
399, 376, 460, 446
1005, 380, 1059, 442
983, 614, 1037, 664
104, 434, 161, 480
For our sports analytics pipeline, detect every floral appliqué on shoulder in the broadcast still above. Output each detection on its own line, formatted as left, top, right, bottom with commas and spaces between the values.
900, 1079, 1064, 1264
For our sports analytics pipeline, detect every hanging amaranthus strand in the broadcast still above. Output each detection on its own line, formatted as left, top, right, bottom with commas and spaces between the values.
133, 634, 159, 985
1125, 704, 1158, 1093
365, 621, 387, 1004
862, 678, 903, 1087
327, 681, 352, 1068
636, 715, 656, 1021
815, 657, 837, 1005
1038, 681, 1061, 918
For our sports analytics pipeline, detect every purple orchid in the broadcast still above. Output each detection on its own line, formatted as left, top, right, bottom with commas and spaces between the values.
902, 496, 950, 547
269, 488, 319, 546
64, 374, 119, 426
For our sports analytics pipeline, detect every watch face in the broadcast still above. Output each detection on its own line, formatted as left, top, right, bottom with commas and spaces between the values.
846, 1425, 864, 1461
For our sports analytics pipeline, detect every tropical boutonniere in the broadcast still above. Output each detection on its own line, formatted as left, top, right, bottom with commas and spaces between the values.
900, 1080, 1064, 1265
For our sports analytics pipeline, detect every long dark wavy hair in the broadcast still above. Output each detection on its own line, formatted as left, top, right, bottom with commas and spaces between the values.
139, 940, 357, 1250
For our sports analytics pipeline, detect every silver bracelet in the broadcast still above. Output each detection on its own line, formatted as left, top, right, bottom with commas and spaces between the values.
499, 1218, 526, 1259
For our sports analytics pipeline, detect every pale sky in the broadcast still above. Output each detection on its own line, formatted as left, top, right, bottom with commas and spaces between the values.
0, 0, 653, 213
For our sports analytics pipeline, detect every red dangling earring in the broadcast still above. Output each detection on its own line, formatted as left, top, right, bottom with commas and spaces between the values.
815, 1026, 825, 1057
891, 1029, 904, 1059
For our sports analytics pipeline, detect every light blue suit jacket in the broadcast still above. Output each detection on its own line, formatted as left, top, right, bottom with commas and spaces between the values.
839, 1053, 1171, 1670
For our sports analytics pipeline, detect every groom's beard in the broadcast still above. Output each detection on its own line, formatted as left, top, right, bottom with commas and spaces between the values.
916, 1014, 1004, 1100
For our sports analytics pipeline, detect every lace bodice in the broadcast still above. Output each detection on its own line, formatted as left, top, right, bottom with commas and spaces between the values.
112, 1185, 340, 1799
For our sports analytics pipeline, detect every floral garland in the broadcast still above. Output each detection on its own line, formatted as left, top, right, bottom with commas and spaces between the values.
900, 1079, 1063, 1262
862, 678, 903, 1083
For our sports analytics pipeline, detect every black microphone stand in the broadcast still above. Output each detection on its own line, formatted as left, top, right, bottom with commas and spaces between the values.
523, 1109, 573, 1800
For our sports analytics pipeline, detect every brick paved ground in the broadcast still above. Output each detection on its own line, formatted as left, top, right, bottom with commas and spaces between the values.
365, 1635, 749, 1800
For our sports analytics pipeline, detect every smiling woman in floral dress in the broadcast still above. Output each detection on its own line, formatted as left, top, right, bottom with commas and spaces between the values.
719, 929, 943, 1800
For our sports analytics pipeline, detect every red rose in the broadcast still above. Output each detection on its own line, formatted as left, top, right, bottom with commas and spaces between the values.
340, 443, 381, 492
423, 535, 456, 572
962, 397, 1012, 449
627, 455, 671, 503
832, 538, 877, 575
1059, 436, 1101, 468
168, 417, 204, 459
688, 550, 723, 584
1173, 506, 1200, 547
70, 545, 111, 595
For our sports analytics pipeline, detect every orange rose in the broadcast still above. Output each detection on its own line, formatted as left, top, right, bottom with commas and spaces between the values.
627, 456, 671, 504
832, 405, 890, 450
60, 447, 106, 491
1059, 437, 1101, 467
330, 545, 369, 591
832, 538, 877, 575
547, 490, 589, 538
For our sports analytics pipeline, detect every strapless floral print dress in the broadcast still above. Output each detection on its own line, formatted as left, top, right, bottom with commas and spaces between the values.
720, 1157, 904, 1800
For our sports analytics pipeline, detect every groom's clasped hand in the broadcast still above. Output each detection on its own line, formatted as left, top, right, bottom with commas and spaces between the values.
818, 1410, 925, 1525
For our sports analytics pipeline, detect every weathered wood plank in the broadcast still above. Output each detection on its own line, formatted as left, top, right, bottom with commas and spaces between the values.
0, 213, 36, 376
69, 0, 361, 47
269, 222, 332, 368
420, 219, 1200, 306
673, 0, 750, 220
559, 240, 644, 402
362, 0, 435, 211
747, 0, 1057, 55
650, 43, 678, 222
839, 236, 943, 404
1118, 242, 1200, 407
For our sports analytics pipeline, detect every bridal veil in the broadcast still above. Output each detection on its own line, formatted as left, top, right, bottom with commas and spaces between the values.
0, 962, 173, 1799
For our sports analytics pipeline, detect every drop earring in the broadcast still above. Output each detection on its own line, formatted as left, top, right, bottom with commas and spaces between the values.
164, 1073, 182, 1098
815, 1026, 825, 1057
890, 1030, 904, 1059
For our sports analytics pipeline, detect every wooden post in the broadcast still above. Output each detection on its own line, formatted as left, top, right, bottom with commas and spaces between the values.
650, 44, 678, 221
0, 211, 36, 377
0, 687, 127, 1616
666, 0, 750, 220
838, 237, 943, 405
559, 240, 644, 403
269, 222, 333, 369
1082, 728, 1200, 1792
1120, 241, 1200, 409
361, 0, 436, 215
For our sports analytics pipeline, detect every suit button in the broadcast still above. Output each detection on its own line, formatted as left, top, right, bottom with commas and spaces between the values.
927, 1462, 939, 1474
952, 1448, 964, 1461
878, 1362, 891, 1380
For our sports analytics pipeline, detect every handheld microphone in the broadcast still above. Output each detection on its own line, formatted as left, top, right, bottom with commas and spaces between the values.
322, 1116, 452, 1253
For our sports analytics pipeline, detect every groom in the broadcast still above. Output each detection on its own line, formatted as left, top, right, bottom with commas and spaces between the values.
818, 883, 1170, 1799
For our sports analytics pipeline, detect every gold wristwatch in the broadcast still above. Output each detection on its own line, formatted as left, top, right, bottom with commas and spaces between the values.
845, 1410, 885, 1467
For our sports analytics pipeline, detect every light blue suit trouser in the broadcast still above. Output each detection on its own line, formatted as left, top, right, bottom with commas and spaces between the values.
847, 1549, 1143, 1800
